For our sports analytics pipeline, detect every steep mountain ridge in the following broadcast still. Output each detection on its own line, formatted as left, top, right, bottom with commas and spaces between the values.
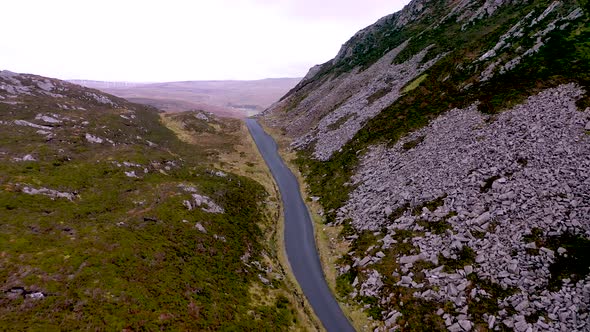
262, 0, 590, 331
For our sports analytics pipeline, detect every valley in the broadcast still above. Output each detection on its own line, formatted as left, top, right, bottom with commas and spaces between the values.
2, 0, 590, 331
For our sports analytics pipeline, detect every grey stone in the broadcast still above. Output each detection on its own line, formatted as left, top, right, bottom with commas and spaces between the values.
457, 281, 469, 291
559, 311, 570, 322
515, 300, 529, 312
464, 265, 473, 275
507, 263, 519, 274
513, 320, 529, 332
277, 82, 590, 328
540, 247, 555, 258
448, 323, 462, 332
85, 133, 103, 144
473, 211, 491, 225
28, 292, 45, 299
258, 274, 270, 285
458, 319, 473, 331
401, 276, 413, 285
385, 311, 402, 326
488, 315, 496, 329
399, 254, 423, 264
357, 256, 372, 267
35, 114, 60, 123
384, 206, 393, 216
195, 223, 207, 233
21, 186, 75, 201
475, 254, 485, 263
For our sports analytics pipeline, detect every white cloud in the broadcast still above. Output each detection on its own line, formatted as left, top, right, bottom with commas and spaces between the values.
0, 0, 409, 81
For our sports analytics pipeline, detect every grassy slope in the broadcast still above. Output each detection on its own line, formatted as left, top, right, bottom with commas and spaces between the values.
0, 86, 304, 330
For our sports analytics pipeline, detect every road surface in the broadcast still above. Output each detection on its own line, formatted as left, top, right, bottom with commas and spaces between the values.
246, 119, 355, 332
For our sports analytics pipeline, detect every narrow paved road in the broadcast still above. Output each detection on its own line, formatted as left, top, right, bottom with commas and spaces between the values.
246, 119, 355, 332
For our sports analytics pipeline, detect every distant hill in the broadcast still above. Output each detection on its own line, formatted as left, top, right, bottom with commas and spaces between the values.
70, 78, 301, 118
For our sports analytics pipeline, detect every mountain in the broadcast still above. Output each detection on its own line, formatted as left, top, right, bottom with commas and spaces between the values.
0, 70, 314, 330
261, 0, 590, 331
71, 78, 301, 118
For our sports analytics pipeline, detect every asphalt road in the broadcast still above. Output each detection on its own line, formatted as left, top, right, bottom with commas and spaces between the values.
246, 119, 355, 332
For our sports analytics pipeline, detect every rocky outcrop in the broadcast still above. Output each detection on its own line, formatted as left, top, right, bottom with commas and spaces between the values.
179, 184, 224, 214
20, 185, 77, 201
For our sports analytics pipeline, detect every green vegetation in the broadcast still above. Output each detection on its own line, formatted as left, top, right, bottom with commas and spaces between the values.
401, 135, 425, 151
466, 274, 518, 328
391, 295, 447, 332
336, 271, 356, 299
416, 212, 455, 235
390, 229, 421, 256
351, 231, 382, 254
439, 247, 476, 272
326, 114, 356, 131
411, 195, 447, 216
525, 229, 590, 290
402, 74, 428, 94
387, 204, 410, 222
367, 87, 392, 105
0, 89, 301, 329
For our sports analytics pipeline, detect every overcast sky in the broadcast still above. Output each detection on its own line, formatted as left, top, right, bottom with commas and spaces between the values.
0, 0, 410, 82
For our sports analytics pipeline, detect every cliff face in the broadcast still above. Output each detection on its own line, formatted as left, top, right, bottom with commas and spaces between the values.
262, 0, 590, 330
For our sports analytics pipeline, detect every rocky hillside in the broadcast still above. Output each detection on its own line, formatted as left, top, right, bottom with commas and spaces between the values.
0, 71, 308, 330
262, 0, 590, 331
